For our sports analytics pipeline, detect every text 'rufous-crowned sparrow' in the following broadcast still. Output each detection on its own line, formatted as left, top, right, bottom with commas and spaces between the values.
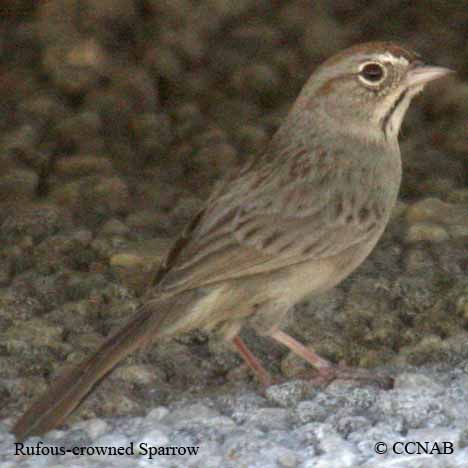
13, 42, 453, 441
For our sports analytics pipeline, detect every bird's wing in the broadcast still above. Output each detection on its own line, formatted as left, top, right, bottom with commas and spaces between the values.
156, 140, 382, 293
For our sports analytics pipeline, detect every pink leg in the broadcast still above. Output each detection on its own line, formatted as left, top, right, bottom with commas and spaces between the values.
270, 329, 331, 369
232, 335, 272, 387
270, 329, 393, 389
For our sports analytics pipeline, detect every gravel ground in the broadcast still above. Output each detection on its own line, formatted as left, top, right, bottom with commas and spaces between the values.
2, 365, 468, 467
0, 1, 467, 467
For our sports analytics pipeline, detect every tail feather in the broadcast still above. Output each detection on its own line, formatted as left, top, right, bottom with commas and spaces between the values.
13, 302, 170, 441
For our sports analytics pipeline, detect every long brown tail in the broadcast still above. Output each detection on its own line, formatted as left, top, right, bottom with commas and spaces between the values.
13, 299, 174, 442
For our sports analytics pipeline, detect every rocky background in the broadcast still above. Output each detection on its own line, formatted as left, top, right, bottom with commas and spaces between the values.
0, 0, 467, 429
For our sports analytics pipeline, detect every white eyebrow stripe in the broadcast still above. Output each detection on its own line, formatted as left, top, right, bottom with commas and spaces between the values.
376, 52, 409, 66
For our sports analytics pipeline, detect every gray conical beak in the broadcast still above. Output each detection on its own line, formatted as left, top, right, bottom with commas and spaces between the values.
405, 65, 454, 88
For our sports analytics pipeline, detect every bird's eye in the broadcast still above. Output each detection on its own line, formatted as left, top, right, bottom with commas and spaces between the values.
359, 62, 386, 85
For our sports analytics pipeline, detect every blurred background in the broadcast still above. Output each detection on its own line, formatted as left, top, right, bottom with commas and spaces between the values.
0, 1, 467, 421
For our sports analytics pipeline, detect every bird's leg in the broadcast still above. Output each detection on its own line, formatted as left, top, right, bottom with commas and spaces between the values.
270, 329, 393, 389
232, 335, 272, 387
270, 329, 332, 370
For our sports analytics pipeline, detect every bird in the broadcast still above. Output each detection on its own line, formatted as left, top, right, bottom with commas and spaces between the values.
12, 41, 452, 441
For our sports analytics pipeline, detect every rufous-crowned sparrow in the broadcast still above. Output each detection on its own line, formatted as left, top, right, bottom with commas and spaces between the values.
13, 42, 452, 441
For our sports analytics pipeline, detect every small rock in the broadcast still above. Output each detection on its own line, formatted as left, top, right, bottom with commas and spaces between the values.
406, 197, 468, 228
393, 373, 443, 395
53, 112, 104, 154
73, 418, 109, 439
405, 222, 450, 243
146, 407, 170, 422
113, 364, 166, 386
163, 403, 221, 424
55, 155, 114, 180
277, 450, 299, 468
136, 428, 170, 448
6, 319, 63, 349
265, 380, 308, 407
126, 209, 172, 234
42, 40, 108, 95
99, 218, 130, 237
243, 407, 292, 431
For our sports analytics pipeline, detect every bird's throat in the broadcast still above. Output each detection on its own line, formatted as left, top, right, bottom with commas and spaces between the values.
381, 84, 423, 141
